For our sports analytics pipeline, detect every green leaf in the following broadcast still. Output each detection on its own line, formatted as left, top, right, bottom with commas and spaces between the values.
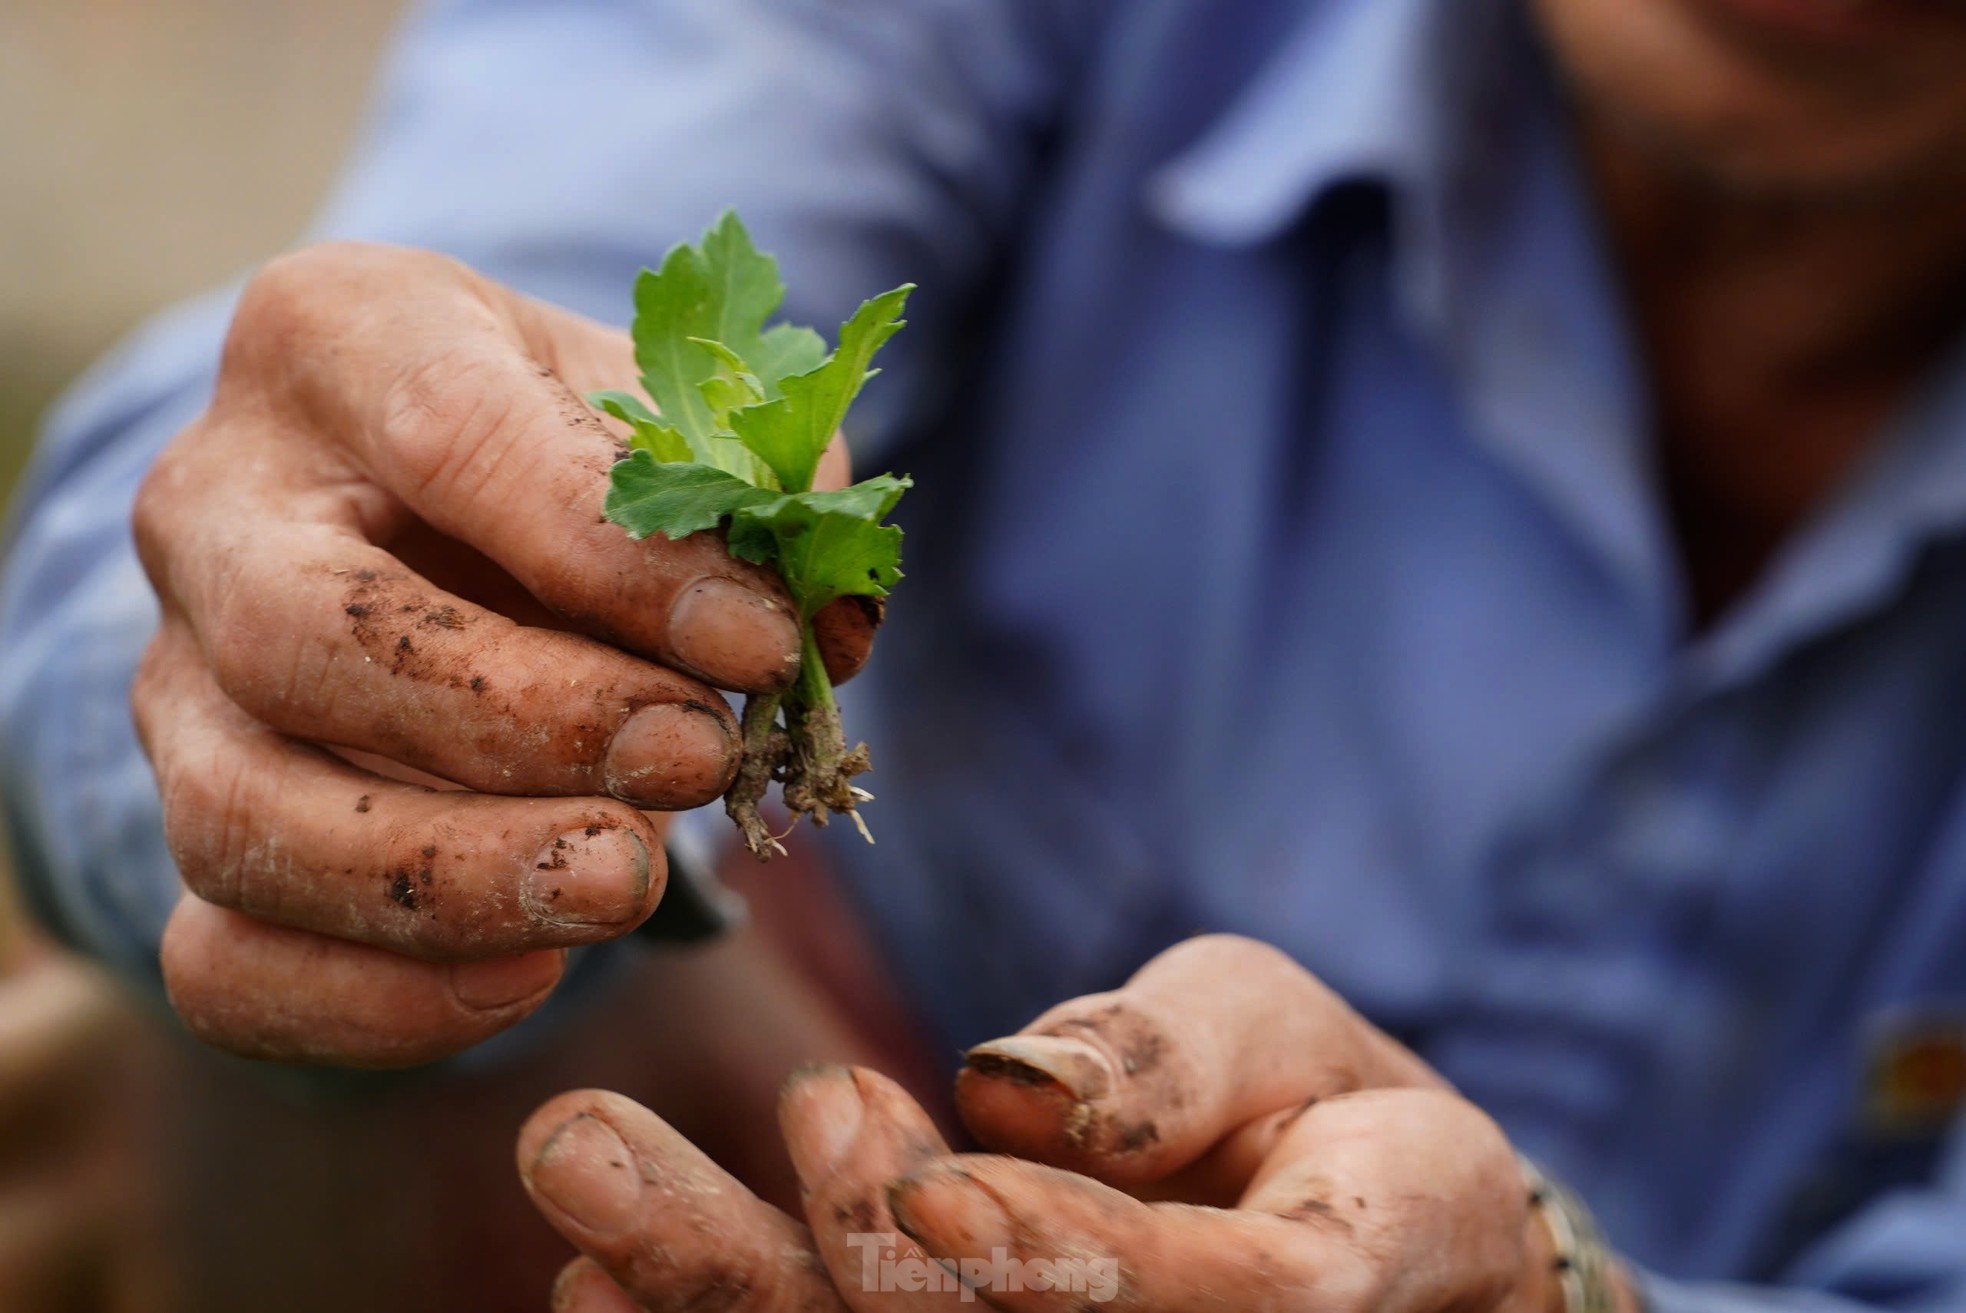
605, 451, 777, 541
796, 472, 912, 521
726, 475, 912, 618
751, 323, 828, 395
589, 390, 693, 463
589, 389, 660, 427
630, 211, 792, 461
728, 284, 913, 494
686, 336, 767, 427
699, 435, 780, 487
607, 213, 913, 628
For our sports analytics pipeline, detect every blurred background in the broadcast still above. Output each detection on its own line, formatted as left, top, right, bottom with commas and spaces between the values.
1, 5, 405, 1308
0, 0, 407, 498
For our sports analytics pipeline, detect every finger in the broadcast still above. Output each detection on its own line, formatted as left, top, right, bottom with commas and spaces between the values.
135, 625, 664, 958
1133, 1101, 1315, 1208
888, 1091, 1526, 1313
552, 1258, 642, 1313
218, 244, 804, 693
805, 436, 879, 687
160, 894, 563, 1066
954, 935, 1443, 1188
810, 596, 880, 686
183, 528, 738, 808
517, 1089, 845, 1313
780, 1065, 964, 1310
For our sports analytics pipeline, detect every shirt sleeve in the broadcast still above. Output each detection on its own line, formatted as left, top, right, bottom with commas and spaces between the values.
0, 0, 1101, 994
1638, 1117, 1966, 1313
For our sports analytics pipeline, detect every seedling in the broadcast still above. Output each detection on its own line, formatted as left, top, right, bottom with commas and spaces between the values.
594, 212, 912, 858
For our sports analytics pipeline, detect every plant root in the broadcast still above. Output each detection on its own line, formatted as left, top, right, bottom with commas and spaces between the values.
724, 691, 876, 861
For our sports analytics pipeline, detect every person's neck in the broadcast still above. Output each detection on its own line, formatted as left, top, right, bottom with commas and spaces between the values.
1580, 117, 1966, 628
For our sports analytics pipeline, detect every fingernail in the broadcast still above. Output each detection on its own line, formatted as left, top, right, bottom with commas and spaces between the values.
964, 1035, 1115, 1101
528, 1115, 643, 1237
888, 1168, 1010, 1255
524, 827, 651, 927
780, 1064, 866, 1186
604, 701, 737, 806
450, 950, 562, 1010
667, 577, 801, 692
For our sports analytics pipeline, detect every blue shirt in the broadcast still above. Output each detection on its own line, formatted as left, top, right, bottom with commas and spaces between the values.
4, 0, 1965, 1307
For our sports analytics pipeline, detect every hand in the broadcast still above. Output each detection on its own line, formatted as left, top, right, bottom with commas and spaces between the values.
516, 935, 1625, 1312
132, 242, 871, 1067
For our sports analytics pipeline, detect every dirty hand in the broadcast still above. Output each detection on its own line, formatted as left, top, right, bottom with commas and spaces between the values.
519, 935, 1628, 1312
133, 243, 868, 1067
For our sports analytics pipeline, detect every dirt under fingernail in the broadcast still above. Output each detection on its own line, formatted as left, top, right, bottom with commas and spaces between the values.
965, 1035, 1116, 1102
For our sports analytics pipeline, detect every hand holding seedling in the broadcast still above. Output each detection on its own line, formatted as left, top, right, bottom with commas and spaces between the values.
520, 936, 1604, 1313
130, 239, 876, 1066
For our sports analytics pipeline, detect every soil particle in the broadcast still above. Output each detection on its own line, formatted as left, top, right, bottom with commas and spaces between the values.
1043, 1004, 1165, 1078
340, 572, 502, 699
1064, 1101, 1095, 1148
388, 871, 421, 910
833, 1198, 878, 1233
1278, 1194, 1353, 1235
1039, 1005, 1194, 1157
965, 1051, 1062, 1088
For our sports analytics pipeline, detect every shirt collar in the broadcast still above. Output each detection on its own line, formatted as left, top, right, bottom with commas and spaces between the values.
1144, 0, 1452, 244
1144, 0, 1526, 332
1150, 0, 1680, 640
1145, 0, 1966, 689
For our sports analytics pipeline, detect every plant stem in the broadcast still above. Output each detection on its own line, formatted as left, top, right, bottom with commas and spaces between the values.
794, 620, 837, 719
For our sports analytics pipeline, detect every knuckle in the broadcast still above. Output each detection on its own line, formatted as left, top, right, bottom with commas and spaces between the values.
130, 417, 215, 584
226, 242, 476, 413
233, 241, 415, 339
229, 243, 364, 355
159, 746, 261, 911
1165, 932, 1299, 974
128, 634, 174, 752
201, 555, 285, 712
